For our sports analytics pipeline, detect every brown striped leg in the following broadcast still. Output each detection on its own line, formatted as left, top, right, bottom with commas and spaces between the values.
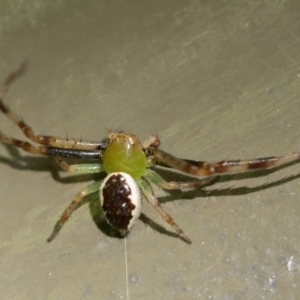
0, 133, 103, 159
47, 181, 102, 242
0, 61, 27, 96
0, 133, 55, 155
138, 178, 192, 244
0, 62, 106, 150
151, 148, 300, 177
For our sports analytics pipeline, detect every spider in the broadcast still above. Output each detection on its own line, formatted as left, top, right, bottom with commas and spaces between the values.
1, 62, 299, 244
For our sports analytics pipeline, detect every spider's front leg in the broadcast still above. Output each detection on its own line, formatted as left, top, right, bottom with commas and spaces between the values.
0, 62, 107, 151
149, 148, 300, 177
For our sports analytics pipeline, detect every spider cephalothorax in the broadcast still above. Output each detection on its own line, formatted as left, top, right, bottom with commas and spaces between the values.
102, 131, 148, 178
1, 62, 300, 244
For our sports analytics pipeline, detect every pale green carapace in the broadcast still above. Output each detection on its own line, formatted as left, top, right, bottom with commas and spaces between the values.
103, 137, 147, 180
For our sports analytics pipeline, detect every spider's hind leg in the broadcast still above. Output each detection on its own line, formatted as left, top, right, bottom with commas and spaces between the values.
138, 178, 192, 244
47, 181, 102, 242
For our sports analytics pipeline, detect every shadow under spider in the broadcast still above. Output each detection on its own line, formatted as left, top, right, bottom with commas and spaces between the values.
154, 158, 300, 204
1, 143, 300, 242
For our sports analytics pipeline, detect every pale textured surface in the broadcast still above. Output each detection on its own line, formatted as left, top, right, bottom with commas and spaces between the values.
1, 1, 300, 299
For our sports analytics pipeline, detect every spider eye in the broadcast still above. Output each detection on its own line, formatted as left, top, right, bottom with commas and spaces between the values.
100, 172, 142, 235
103, 139, 147, 179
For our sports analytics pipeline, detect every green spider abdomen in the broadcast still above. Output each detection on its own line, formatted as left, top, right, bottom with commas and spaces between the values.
103, 134, 147, 179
